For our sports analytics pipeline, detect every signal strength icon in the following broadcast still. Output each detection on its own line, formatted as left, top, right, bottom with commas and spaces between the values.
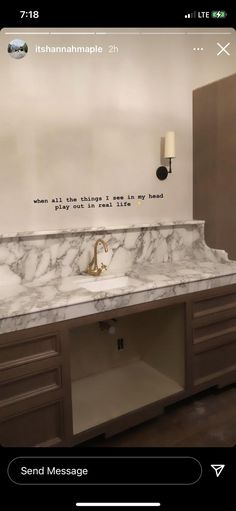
185, 12, 196, 18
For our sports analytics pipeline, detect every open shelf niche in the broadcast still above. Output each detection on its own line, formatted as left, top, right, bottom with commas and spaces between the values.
69, 304, 185, 437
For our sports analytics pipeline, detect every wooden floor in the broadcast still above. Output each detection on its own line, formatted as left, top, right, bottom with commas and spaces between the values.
82, 385, 236, 447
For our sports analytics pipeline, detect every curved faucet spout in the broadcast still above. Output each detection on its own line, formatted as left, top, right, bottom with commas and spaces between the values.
86, 238, 109, 276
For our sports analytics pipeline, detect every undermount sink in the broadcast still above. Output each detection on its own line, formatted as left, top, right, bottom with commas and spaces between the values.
59, 275, 142, 293
80, 275, 141, 293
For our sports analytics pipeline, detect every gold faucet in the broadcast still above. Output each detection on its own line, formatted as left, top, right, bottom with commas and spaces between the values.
85, 238, 109, 276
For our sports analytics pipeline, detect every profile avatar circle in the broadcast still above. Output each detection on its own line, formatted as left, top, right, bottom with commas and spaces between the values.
8, 39, 28, 59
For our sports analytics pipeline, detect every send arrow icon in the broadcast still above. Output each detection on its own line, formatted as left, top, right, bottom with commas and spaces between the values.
211, 465, 225, 477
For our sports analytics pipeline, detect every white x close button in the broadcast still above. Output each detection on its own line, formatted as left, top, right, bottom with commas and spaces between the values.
217, 42, 231, 56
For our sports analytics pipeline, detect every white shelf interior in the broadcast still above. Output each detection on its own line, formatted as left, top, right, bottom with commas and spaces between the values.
72, 360, 183, 435
70, 304, 185, 436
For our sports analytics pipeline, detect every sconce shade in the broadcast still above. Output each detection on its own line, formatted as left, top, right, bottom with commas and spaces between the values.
164, 131, 175, 158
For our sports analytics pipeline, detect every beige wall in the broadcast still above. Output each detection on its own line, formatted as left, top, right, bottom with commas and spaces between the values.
0, 28, 235, 232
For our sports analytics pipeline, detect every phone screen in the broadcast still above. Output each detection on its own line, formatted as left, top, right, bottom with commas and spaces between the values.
0, 7, 235, 511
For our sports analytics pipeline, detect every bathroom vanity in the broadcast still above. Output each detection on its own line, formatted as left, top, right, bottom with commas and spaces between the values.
0, 220, 236, 446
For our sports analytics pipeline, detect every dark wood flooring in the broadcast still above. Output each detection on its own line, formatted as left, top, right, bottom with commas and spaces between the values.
82, 385, 236, 447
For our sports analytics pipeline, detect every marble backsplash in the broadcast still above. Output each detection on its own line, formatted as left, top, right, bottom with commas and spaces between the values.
0, 221, 229, 285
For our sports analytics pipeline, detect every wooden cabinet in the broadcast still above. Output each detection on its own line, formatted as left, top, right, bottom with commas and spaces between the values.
0, 325, 72, 447
0, 331, 60, 370
0, 284, 236, 446
191, 287, 236, 388
0, 362, 62, 406
0, 401, 65, 447
193, 73, 236, 260
70, 304, 185, 443
193, 342, 236, 386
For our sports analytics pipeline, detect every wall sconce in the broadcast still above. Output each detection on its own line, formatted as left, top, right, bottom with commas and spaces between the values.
156, 131, 175, 180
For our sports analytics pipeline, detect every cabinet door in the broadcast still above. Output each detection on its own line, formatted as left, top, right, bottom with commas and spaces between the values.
0, 360, 62, 408
0, 401, 65, 447
193, 74, 236, 260
0, 329, 61, 370
193, 341, 236, 387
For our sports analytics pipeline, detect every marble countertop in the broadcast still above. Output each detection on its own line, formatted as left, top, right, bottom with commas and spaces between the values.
1, 258, 236, 334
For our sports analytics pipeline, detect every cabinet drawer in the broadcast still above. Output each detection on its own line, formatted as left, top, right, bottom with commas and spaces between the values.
0, 401, 64, 447
0, 366, 62, 407
193, 316, 236, 352
193, 292, 236, 322
0, 332, 61, 370
193, 341, 236, 386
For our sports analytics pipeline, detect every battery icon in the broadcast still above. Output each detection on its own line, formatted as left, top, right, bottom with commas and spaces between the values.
211, 11, 227, 18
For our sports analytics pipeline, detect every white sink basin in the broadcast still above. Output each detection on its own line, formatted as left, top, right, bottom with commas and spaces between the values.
59, 275, 93, 292
81, 275, 141, 293
59, 275, 142, 293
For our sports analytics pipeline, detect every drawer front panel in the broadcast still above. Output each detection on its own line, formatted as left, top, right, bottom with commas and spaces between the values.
0, 401, 64, 447
193, 292, 236, 320
0, 334, 60, 370
193, 316, 236, 350
193, 341, 236, 385
0, 367, 61, 407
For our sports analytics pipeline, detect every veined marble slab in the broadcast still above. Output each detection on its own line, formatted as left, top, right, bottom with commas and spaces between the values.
0, 220, 236, 334
0, 220, 229, 285
1, 259, 236, 334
